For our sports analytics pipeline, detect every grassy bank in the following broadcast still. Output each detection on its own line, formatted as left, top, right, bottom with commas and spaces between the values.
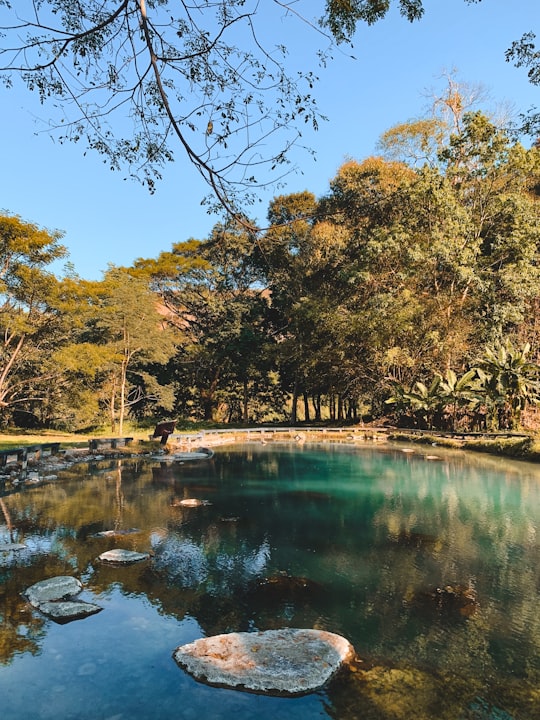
388, 431, 540, 462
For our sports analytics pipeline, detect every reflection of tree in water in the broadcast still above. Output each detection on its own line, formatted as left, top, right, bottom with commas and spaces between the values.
0, 567, 47, 665
147, 519, 334, 636
112, 461, 125, 533
1, 497, 15, 543
315, 453, 540, 720
0, 492, 82, 665
148, 529, 274, 632
0, 463, 146, 665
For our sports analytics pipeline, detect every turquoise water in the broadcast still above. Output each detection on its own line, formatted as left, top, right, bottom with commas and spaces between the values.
0, 442, 539, 719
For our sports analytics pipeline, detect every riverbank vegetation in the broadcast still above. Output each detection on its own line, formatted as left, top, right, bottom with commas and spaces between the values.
1, 97, 540, 440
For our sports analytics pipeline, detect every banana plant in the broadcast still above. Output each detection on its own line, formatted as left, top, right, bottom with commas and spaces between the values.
437, 368, 479, 430
386, 375, 445, 429
474, 341, 540, 429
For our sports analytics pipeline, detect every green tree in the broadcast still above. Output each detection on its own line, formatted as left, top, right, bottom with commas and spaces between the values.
0, 213, 68, 424
54, 268, 176, 433
140, 225, 274, 422
97, 268, 176, 433
259, 191, 360, 422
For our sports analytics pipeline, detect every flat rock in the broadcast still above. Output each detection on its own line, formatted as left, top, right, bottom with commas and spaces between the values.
24, 576, 83, 607
98, 549, 150, 564
38, 600, 103, 623
173, 628, 355, 696
172, 498, 211, 508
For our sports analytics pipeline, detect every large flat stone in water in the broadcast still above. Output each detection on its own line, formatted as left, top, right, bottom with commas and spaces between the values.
99, 549, 149, 564
38, 600, 103, 623
25, 576, 82, 607
173, 628, 355, 696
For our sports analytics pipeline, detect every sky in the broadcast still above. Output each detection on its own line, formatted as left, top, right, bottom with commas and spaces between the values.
1, 0, 539, 281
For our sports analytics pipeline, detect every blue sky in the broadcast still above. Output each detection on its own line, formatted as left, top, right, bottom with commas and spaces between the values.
1, 0, 539, 280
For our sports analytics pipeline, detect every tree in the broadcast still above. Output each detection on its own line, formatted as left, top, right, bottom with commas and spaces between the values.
139, 226, 274, 422
0, 0, 328, 218
0, 213, 69, 424
99, 268, 177, 433
1, 1, 517, 222
55, 268, 176, 433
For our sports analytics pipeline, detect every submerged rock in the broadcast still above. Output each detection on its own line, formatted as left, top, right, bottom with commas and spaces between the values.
408, 584, 479, 618
0, 541, 27, 552
248, 574, 324, 603
25, 576, 83, 607
387, 530, 441, 551
328, 663, 482, 720
93, 528, 141, 538
173, 628, 355, 696
98, 548, 150, 564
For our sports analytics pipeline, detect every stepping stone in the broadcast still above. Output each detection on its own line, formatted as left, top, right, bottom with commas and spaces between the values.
24, 576, 83, 607
23, 576, 103, 624
172, 498, 211, 508
98, 549, 150, 564
38, 600, 103, 624
173, 628, 355, 696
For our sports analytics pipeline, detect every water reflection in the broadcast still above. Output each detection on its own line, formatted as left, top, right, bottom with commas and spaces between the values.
0, 443, 539, 719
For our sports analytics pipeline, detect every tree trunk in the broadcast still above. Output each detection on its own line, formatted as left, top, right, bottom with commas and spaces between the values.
290, 377, 299, 425
303, 392, 310, 423
203, 397, 214, 421
118, 356, 129, 436
337, 395, 344, 422
312, 394, 322, 421
243, 377, 249, 423
109, 377, 117, 433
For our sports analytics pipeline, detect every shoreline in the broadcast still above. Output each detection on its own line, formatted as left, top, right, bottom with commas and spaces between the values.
1, 426, 539, 489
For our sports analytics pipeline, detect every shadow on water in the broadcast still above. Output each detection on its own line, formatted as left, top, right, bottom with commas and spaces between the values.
0, 443, 539, 719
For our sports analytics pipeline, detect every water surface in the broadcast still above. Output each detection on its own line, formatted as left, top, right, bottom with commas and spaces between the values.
1, 442, 539, 719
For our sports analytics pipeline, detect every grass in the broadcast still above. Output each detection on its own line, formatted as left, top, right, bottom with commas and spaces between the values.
0, 427, 153, 449
389, 430, 540, 462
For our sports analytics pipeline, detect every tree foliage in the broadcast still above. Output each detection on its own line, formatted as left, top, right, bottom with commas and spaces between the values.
505, 31, 540, 136
0, 214, 69, 422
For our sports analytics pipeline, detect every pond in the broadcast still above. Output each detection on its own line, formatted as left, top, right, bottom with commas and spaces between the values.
0, 442, 539, 720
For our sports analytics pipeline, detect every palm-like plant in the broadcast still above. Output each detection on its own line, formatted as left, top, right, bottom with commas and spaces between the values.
386, 375, 445, 429
437, 368, 479, 430
474, 341, 540, 429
